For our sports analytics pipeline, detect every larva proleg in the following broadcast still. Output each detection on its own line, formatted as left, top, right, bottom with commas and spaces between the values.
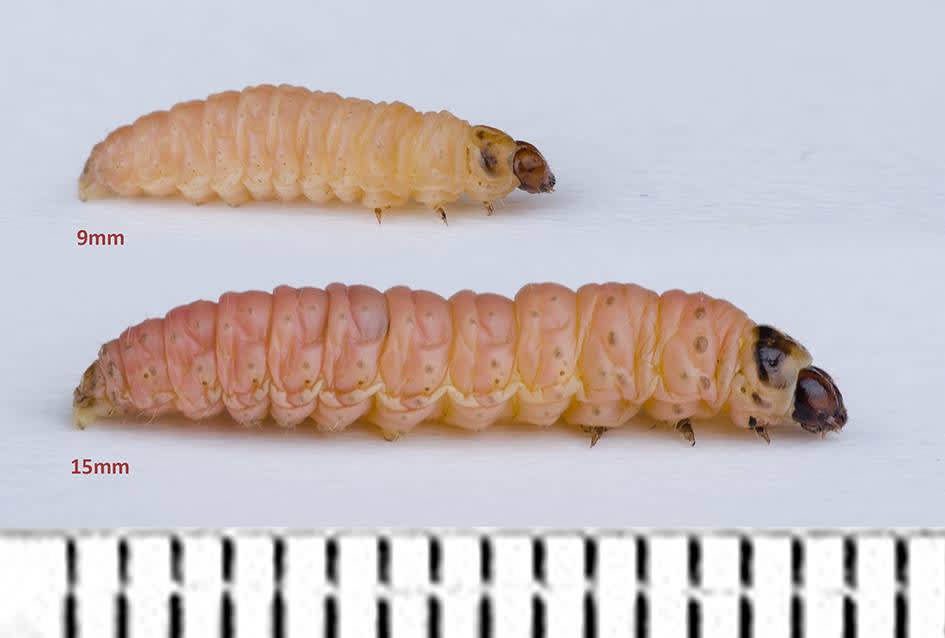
73, 283, 848, 444
79, 85, 555, 221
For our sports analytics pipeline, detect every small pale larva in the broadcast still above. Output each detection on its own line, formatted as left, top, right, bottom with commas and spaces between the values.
73, 283, 847, 445
78, 84, 555, 223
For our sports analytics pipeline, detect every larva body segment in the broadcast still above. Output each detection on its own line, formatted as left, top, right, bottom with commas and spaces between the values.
267, 286, 328, 427
310, 284, 389, 431
75, 283, 848, 442
568, 283, 660, 426
444, 291, 517, 430
164, 300, 223, 420
79, 85, 555, 219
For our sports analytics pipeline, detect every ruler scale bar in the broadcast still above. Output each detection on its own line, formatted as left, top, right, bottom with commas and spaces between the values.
0, 531, 942, 638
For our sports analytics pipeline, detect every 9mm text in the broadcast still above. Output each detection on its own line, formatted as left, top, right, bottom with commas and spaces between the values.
77, 230, 124, 246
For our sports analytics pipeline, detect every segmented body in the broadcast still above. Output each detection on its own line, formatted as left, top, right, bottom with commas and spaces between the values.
75, 283, 814, 434
78, 84, 525, 211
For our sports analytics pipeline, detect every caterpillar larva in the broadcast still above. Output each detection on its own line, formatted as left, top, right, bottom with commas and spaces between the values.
73, 283, 847, 445
78, 84, 555, 223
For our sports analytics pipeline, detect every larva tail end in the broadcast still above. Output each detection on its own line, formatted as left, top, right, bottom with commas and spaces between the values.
74, 403, 109, 429
73, 361, 112, 428
77, 154, 110, 202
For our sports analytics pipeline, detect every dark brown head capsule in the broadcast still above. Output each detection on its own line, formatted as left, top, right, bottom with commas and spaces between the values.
513, 141, 555, 193
792, 366, 847, 434
754, 325, 802, 390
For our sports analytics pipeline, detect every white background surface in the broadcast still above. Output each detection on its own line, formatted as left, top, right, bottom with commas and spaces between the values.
0, 0, 942, 527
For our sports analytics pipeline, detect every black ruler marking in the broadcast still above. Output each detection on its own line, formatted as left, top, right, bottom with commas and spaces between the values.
429, 536, 442, 584
843, 536, 857, 638
377, 537, 391, 586
169, 592, 182, 638
480, 537, 493, 584
531, 594, 545, 638
117, 538, 129, 638
376, 598, 390, 638
583, 591, 597, 638
427, 595, 441, 638
326, 538, 339, 586
478, 595, 493, 638
895, 537, 908, 638
170, 536, 183, 585
635, 535, 649, 638
324, 595, 338, 638
688, 536, 702, 638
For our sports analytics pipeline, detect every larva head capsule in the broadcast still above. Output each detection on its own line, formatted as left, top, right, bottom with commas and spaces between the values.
742, 325, 847, 436
792, 366, 847, 435
512, 142, 555, 194
467, 126, 554, 200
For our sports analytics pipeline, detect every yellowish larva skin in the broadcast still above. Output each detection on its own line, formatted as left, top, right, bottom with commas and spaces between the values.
78, 85, 555, 219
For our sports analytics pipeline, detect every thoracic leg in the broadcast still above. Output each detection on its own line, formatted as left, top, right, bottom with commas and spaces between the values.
581, 426, 608, 447
748, 416, 770, 443
674, 419, 696, 446
217, 187, 250, 207
435, 206, 448, 225
483, 201, 495, 216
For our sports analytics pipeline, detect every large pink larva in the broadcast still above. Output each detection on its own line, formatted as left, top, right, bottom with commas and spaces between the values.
73, 283, 847, 444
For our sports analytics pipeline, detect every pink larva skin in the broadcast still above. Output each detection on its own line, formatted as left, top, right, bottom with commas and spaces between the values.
78, 85, 555, 221
73, 283, 848, 443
